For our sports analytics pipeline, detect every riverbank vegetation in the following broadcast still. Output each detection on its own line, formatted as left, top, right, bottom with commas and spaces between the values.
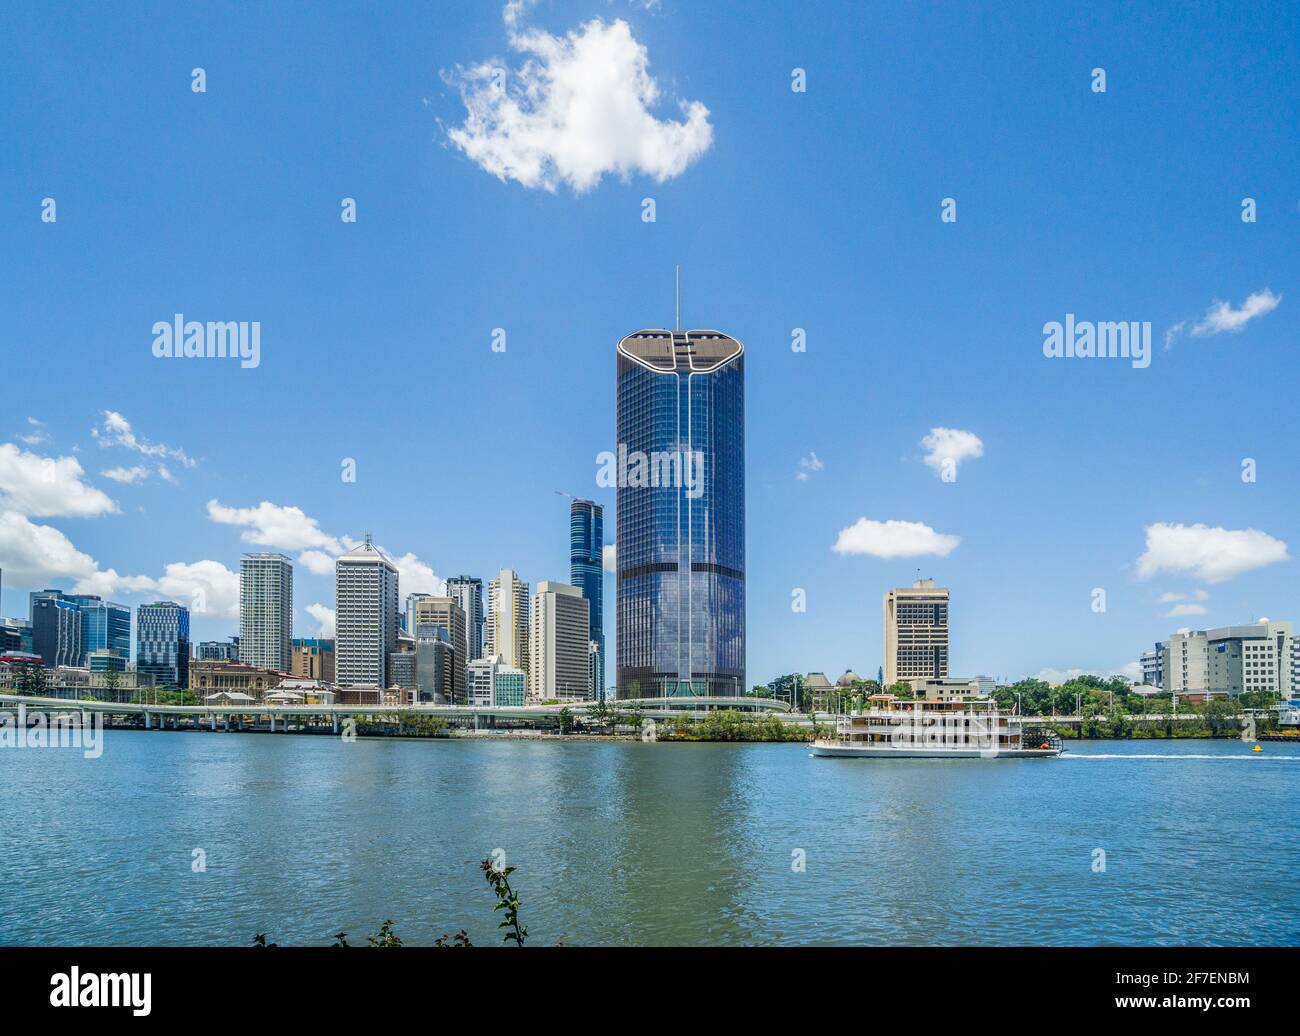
253, 857, 530, 948
658, 709, 815, 742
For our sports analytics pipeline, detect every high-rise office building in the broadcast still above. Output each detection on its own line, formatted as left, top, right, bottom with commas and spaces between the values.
447, 576, 485, 660
65, 594, 131, 664
410, 596, 467, 703
529, 581, 591, 703
883, 579, 950, 687
404, 592, 432, 635
415, 624, 455, 703
136, 601, 190, 688
488, 568, 530, 678
31, 595, 81, 668
615, 326, 746, 700
240, 553, 293, 672
335, 536, 399, 688
569, 500, 605, 700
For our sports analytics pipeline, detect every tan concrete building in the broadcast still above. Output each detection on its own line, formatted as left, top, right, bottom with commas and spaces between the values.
410, 596, 468, 703
528, 581, 591, 703
291, 638, 335, 682
883, 579, 950, 687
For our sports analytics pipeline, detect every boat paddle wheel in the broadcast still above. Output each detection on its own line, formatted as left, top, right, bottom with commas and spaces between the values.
1022, 725, 1061, 753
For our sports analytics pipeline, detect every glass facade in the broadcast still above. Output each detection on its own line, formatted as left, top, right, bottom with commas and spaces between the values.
569, 499, 605, 700
136, 601, 190, 689
615, 329, 745, 700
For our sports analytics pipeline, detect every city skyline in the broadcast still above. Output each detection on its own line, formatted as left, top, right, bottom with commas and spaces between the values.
2, 1, 1298, 690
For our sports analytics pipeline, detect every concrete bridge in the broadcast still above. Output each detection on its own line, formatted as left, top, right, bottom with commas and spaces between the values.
0, 692, 792, 735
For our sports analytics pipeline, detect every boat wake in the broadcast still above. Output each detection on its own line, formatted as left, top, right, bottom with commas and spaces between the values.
1063, 752, 1300, 761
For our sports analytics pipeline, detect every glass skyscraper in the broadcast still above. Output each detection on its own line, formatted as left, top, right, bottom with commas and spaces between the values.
136, 601, 190, 689
615, 328, 745, 700
569, 499, 604, 700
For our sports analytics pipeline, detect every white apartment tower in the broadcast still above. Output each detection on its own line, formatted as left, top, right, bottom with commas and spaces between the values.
883, 579, 950, 687
529, 581, 591, 703
239, 553, 293, 672
335, 536, 400, 688
488, 568, 530, 678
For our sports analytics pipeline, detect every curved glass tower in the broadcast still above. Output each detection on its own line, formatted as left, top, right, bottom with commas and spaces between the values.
615, 328, 744, 700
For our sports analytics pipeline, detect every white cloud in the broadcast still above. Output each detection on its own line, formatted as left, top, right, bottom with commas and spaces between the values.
1162, 320, 1186, 351
0, 443, 118, 518
207, 499, 344, 554
796, 452, 824, 481
603, 543, 617, 573
387, 551, 446, 598
1191, 288, 1281, 336
305, 603, 336, 638
0, 511, 102, 585
1156, 591, 1184, 604
1034, 667, 1086, 686
102, 465, 152, 485
92, 411, 196, 468
920, 427, 984, 478
297, 550, 337, 576
832, 518, 960, 559
1137, 522, 1289, 583
1165, 602, 1208, 617
151, 560, 240, 619
446, 12, 713, 193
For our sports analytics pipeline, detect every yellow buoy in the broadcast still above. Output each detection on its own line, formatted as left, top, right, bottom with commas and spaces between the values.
1253, 744, 1263, 752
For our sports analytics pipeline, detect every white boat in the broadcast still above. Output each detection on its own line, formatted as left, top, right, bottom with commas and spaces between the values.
811, 692, 1061, 759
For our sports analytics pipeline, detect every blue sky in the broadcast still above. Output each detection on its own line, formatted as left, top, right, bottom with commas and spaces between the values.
2, 0, 1298, 686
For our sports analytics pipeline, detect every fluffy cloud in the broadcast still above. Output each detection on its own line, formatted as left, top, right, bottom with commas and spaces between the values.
796, 452, 824, 481
207, 499, 344, 554
1192, 288, 1281, 336
150, 560, 240, 619
921, 427, 984, 478
0, 443, 117, 518
0, 511, 101, 585
92, 411, 196, 469
388, 551, 447, 598
1165, 602, 1208, 618
305, 603, 336, 638
446, 12, 713, 192
1137, 522, 1289, 583
832, 518, 960, 559
603, 543, 617, 573
297, 550, 337, 576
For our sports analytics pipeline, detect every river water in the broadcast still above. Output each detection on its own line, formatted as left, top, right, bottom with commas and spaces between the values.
2, 731, 1296, 945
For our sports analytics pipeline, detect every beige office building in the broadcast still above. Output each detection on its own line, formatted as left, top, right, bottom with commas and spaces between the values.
488, 568, 530, 679
528, 581, 591, 703
883, 579, 950, 686
410, 595, 468, 703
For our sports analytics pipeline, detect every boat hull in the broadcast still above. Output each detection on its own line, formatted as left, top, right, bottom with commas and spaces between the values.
810, 740, 1060, 759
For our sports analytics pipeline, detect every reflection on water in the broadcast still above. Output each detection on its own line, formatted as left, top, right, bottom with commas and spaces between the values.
1, 732, 1297, 946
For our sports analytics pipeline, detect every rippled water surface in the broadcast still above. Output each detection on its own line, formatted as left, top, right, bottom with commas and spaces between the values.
2, 731, 1297, 945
